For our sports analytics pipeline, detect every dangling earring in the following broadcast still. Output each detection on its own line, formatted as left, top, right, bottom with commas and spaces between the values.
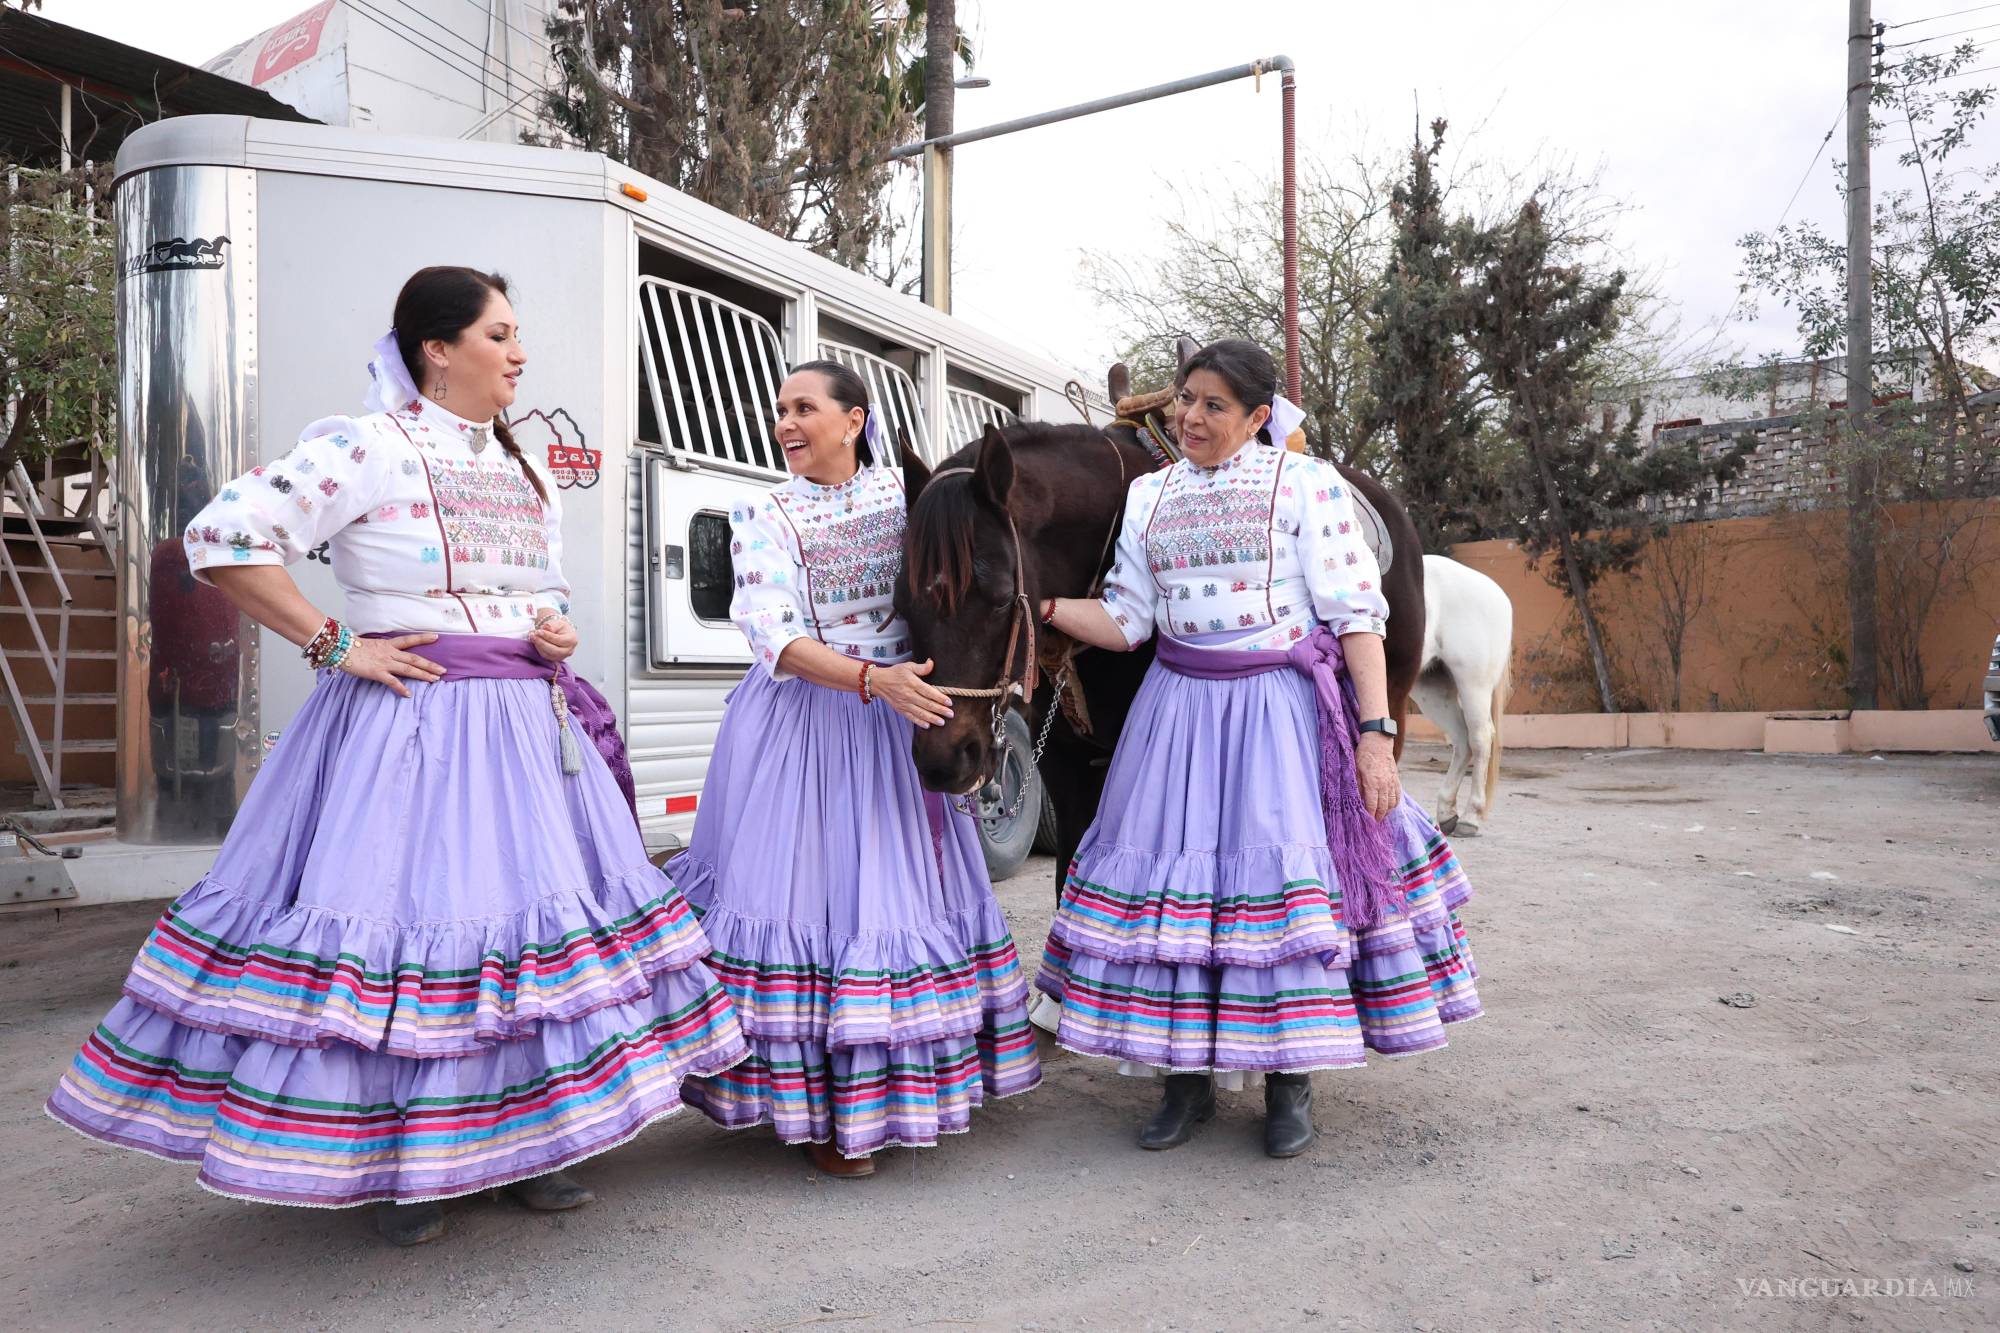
433, 370, 448, 404
842, 433, 856, 449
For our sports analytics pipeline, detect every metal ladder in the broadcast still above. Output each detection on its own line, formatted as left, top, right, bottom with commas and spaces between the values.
0, 449, 115, 809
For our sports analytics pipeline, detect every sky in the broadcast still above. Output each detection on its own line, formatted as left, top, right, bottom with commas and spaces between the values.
43, 0, 2000, 386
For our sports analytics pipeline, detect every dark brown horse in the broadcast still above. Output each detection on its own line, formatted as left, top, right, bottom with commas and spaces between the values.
895, 424, 1158, 893
897, 364, 1427, 904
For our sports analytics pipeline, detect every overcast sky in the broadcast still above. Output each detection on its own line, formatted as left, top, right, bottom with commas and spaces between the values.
46, 0, 1998, 384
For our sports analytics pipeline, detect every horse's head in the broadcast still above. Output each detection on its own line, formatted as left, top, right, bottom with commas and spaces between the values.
897, 424, 1037, 795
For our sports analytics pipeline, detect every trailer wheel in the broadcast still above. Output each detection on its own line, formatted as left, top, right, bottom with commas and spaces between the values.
974, 708, 1044, 882
1032, 775, 1059, 856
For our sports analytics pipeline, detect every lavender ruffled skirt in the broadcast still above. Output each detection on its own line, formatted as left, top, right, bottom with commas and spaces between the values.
46, 659, 748, 1207
1035, 659, 1483, 1074
667, 668, 1041, 1158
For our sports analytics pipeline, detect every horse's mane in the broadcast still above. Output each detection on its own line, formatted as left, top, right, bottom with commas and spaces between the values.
905, 422, 1108, 615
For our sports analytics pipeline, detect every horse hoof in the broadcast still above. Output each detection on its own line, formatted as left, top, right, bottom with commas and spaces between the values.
1438, 815, 1459, 835
1454, 817, 1482, 838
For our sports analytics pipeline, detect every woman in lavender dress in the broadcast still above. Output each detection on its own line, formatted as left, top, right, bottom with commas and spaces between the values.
668, 361, 1041, 1178
47, 268, 747, 1244
1035, 339, 1482, 1158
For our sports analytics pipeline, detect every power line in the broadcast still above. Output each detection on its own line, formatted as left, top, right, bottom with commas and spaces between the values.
1878, 56, 2000, 85
1669, 97, 1848, 369
1884, 3, 2000, 28
341, 0, 507, 94
444, 0, 562, 54
377, 0, 542, 91
1884, 17, 2000, 44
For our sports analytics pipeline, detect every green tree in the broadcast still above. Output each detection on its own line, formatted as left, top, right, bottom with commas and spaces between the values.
1468, 199, 1738, 714
1366, 119, 1489, 546
540, 1, 957, 280
1083, 153, 1396, 470
0, 164, 116, 471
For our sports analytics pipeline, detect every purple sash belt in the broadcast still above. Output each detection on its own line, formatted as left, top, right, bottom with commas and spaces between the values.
1155, 628, 1396, 930
370, 634, 639, 825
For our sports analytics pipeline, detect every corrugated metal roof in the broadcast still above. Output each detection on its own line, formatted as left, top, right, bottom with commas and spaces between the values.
0, 8, 313, 166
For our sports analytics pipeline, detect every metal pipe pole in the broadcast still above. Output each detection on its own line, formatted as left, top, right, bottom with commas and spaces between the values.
1845, 0, 1878, 708
887, 54, 1296, 161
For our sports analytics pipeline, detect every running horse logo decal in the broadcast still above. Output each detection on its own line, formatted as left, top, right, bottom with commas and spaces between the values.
127, 236, 232, 277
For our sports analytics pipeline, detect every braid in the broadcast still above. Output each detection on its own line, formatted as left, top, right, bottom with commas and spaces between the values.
493, 418, 549, 505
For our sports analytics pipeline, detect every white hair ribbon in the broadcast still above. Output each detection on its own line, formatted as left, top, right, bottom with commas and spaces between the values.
363, 329, 422, 415
862, 405, 890, 460
1267, 392, 1307, 448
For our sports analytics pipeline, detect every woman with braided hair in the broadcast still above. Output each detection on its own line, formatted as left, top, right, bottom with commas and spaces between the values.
47, 267, 747, 1244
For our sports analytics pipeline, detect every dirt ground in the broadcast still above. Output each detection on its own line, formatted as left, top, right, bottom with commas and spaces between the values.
2, 743, 1997, 1332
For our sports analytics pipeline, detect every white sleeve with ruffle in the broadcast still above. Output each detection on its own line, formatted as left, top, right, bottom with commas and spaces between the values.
729, 494, 810, 678
1094, 471, 1165, 649
183, 418, 388, 585
1291, 456, 1389, 638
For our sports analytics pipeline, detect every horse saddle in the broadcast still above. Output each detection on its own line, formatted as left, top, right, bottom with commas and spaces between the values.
1349, 489, 1396, 576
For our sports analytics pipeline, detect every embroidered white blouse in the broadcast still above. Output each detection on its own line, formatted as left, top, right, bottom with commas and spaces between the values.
183, 398, 570, 638
728, 466, 914, 678
1097, 442, 1388, 652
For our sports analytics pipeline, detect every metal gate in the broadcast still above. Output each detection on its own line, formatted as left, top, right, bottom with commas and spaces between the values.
943, 387, 1018, 450
637, 277, 788, 478
817, 340, 926, 465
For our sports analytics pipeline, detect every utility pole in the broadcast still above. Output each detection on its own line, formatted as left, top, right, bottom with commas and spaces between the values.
1844, 0, 1879, 709
921, 0, 956, 313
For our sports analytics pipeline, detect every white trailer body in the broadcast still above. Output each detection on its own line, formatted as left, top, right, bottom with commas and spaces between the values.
115, 114, 1101, 872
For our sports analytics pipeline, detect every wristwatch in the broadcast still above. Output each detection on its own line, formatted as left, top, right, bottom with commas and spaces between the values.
1357, 717, 1399, 739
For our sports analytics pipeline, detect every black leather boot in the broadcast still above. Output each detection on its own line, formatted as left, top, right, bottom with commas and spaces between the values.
375, 1201, 445, 1246
1263, 1072, 1317, 1158
1137, 1072, 1215, 1150
503, 1169, 596, 1211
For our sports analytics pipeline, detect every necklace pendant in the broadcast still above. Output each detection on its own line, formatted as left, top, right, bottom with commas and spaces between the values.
469, 425, 490, 455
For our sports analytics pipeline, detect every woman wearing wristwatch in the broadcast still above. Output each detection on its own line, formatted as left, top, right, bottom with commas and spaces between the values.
48, 267, 748, 1245
665, 360, 1040, 1178
1034, 339, 1483, 1158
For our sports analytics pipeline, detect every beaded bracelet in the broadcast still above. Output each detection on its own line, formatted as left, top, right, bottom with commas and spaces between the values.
301, 615, 339, 666
322, 623, 355, 672
858, 661, 875, 705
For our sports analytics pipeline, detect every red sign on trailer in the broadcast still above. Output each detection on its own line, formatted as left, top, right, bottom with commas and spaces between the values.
250, 1, 337, 86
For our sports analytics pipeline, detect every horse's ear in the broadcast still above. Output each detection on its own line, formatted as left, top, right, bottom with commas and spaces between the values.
1175, 335, 1200, 369
974, 424, 1014, 509
902, 449, 932, 511
1107, 362, 1131, 405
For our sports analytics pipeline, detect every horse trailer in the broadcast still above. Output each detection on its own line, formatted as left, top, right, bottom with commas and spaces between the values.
110, 114, 1100, 903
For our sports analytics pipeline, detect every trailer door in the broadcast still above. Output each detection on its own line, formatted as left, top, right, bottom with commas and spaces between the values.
642, 461, 756, 665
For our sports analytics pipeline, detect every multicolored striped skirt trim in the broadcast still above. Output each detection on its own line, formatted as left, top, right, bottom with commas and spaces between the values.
119, 869, 713, 1059
1039, 805, 1482, 1073
682, 1008, 1042, 1159
46, 975, 748, 1208
1047, 848, 1351, 968
688, 898, 1029, 1048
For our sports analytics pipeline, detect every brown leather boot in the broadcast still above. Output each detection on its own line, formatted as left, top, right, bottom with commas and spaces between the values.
805, 1140, 877, 1178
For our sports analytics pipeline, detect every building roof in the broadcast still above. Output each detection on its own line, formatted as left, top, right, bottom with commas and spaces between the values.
0, 8, 312, 168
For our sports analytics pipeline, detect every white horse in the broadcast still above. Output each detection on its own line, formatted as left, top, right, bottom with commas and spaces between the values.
1409, 554, 1513, 835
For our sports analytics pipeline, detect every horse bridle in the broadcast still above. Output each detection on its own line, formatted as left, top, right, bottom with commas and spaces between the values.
925, 468, 1040, 754
924, 433, 1132, 766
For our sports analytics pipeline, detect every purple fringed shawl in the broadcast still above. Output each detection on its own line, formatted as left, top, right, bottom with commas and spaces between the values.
370, 634, 641, 826
1155, 628, 1398, 931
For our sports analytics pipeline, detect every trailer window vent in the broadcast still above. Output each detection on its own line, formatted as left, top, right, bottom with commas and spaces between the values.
944, 388, 1018, 450
638, 277, 788, 477
815, 340, 927, 466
